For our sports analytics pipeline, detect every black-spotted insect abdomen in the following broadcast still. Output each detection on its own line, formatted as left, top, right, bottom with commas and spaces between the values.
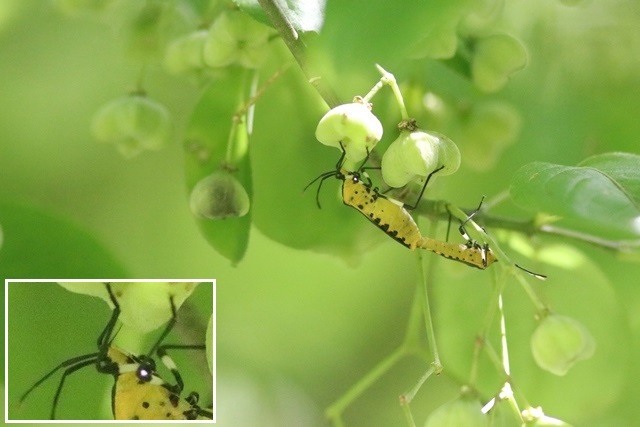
341, 170, 422, 249
417, 237, 498, 269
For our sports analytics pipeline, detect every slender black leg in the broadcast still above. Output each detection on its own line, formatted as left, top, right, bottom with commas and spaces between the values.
156, 344, 206, 395
405, 165, 445, 210
147, 296, 177, 356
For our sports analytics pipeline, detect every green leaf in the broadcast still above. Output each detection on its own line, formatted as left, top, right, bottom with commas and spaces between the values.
184, 70, 252, 265
235, 0, 326, 33
248, 60, 389, 263
0, 201, 128, 279
309, 2, 465, 80
510, 153, 640, 238
578, 152, 640, 206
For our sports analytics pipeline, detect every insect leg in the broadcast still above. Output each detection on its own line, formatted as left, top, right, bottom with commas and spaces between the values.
515, 264, 547, 280
404, 165, 445, 210
458, 196, 486, 241
147, 296, 178, 356
20, 352, 100, 406
155, 344, 206, 395
304, 170, 341, 209
50, 356, 100, 420
99, 283, 121, 351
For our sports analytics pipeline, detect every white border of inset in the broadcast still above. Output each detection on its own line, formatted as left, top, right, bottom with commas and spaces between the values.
5, 279, 217, 424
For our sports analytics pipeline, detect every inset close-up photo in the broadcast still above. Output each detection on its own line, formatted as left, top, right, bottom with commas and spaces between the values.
6, 280, 215, 422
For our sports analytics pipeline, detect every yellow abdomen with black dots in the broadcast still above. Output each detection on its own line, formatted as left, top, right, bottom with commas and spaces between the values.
341, 170, 422, 249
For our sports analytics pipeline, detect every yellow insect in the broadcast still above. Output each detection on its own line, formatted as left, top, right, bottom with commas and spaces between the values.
20, 283, 213, 420
307, 153, 497, 269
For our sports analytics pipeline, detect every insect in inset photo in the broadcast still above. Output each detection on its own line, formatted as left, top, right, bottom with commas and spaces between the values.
9, 281, 214, 421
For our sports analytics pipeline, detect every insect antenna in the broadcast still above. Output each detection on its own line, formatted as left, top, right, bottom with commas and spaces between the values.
515, 264, 547, 280
458, 196, 486, 241
304, 170, 341, 209
304, 142, 350, 209
19, 352, 100, 407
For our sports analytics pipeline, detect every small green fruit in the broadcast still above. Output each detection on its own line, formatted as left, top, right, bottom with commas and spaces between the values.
57, 282, 200, 333
381, 130, 460, 188
458, 101, 521, 171
381, 130, 438, 188
531, 314, 595, 376
164, 30, 209, 74
190, 170, 251, 219
91, 94, 172, 158
315, 102, 383, 163
471, 33, 527, 92
203, 10, 270, 69
425, 396, 488, 427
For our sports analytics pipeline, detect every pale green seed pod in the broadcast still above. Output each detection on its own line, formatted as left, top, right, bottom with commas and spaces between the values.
203, 11, 270, 69
57, 282, 200, 333
190, 170, 250, 219
530, 314, 596, 376
164, 30, 209, 75
315, 102, 383, 163
91, 94, 172, 158
430, 132, 461, 176
471, 33, 527, 93
382, 130, 438, 188
381, 130, 460, 188
425, 396, 488, 427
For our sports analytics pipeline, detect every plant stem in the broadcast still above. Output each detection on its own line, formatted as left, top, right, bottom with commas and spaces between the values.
415, 199, 640, 254
258, 0, 340, 107
325, 347, 405, 423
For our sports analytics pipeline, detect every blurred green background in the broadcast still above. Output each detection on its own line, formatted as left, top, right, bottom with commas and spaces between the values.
1, 1, 640, 426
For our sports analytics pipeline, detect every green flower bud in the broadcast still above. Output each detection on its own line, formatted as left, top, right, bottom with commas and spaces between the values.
57, 282, 200, 333
203, 11, 270, 69
315, 102, 383, 163
471, 33, 527, 92
531, 314, 595, 376
164, 30, 209, 74
425, 396, 488, 427
91, 94, 172, 158
190, 170, 250, 219
381, 130, 460, 188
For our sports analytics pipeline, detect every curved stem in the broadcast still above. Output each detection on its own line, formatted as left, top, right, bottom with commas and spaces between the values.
258, 0, 340, 107
414, 199, 639, 254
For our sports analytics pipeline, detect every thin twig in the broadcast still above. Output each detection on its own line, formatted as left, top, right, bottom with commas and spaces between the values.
258, 0, 341, 107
